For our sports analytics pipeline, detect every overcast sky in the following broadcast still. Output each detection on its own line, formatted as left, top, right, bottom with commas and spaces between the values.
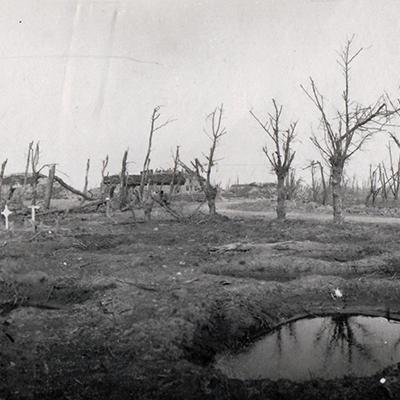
1, 0, 400, 188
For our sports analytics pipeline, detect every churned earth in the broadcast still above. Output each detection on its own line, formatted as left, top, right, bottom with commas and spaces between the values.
1, 206, 400, 399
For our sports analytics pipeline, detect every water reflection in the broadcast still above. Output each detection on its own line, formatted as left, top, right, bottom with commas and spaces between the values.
215, 315, 400, 381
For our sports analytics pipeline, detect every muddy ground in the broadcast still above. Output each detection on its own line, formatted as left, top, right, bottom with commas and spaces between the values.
1, 207, 400, 399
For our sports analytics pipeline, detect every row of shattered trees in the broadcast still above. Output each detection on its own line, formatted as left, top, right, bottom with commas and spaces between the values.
127, 37, 400, 225
1, 38, 400, 224
274, 146, 400, 212
0, 142, 94, 212
247, 37, 400, 224
0, 104, 226, 223
100, 104, 227, 222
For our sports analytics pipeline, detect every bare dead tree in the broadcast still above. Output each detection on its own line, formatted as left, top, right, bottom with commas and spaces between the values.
387, 94, 400, 149
250, 99, 297, 220
184, 104, 226, 215
31, 143, 41, 206
100, 155, 109, 196
367, 143, 400, 204
385, 101, 400, 201
378, 163, 388, 202
23, 141, 33, 188
119, 150, 128, 209
315, 160, 329, 205
19, 141, 34, 205
305, 161, 320, 203
301, 38, 394, 223
169, 145, 180, 198
285, 168, 301, 201
365, 164, 381, 206
387, 142, 400, 200
133, 107, 174, 221
81, 158, 90, 203
30, 142, 57, 206
44, 164, 56, 209
304, 160, 329, 205
29, 142, 80, 206
0, 158, 8, 205
138, 106, 175, 202
310, 163, 319, 202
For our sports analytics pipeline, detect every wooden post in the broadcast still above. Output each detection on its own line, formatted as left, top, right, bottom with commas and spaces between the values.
101, 155, 109, 197
119, 150, 128, 209
169, 146, 180, 197
20, 141, 33, 205
0, 159, 8, 206
82, 158, 90, 202
31, 143, 40, 206
44, 164, 56, 209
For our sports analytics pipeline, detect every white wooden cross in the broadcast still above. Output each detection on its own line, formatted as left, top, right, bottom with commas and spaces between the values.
1, 205, 13, 230
30, 205, 40, 223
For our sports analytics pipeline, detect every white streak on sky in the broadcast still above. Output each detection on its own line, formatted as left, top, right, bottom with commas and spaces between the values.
93, 8, 118, 117
61, 1, 81, 117
0, 55, 160, 65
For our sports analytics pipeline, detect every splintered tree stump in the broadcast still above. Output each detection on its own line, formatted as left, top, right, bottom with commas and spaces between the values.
44, 164, 56, 209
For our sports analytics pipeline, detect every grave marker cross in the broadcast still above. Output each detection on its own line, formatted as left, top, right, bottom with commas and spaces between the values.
1, 205, 12, 230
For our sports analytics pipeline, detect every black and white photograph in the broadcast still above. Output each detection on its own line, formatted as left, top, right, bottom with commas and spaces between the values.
1, 0, 400, 399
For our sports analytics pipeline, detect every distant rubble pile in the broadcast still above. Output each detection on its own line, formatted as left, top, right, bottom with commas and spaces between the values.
227, 182, 277, 199
3, 174, 77, 204
102, 168, 204, 203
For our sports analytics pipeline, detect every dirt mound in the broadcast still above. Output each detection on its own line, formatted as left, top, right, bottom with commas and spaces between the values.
72, 234, 129, 250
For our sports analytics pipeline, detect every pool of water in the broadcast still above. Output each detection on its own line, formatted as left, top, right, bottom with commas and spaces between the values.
215, 315, 400, 381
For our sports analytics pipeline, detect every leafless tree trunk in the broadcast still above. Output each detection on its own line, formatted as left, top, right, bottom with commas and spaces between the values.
276, 175, 286, 218
190, 104, 227, 215
31, 143, 40, 206
119, 150, 128, 209
177, 106, 226, 216
0, 159, 8, 205
81, 158, 90, 203
250, 99, 296, 220
315, 160, 328, 205
169, 146, 180, 198
19, 141, 34, 205
192, 158, 218, 215
331, 165, 345, 219
23, 141, 33, 188
387, 142, 400, 200
44, 164, 56, 209
29, 142, 83, 206
301, 37, 393, 223
139, 106, 174, 202
365, 165, 380, 206
310, 163, 319, 202
305, 161, 320, 202
101, 155, 109, 197
378, 163, 388, 202
285, 168, 301, 201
